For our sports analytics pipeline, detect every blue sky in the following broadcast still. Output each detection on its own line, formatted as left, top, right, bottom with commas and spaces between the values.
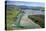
6, 0, 43, 2
6, 0, 44, 7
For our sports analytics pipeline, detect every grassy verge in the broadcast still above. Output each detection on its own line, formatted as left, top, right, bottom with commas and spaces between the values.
28, 15, 45, 28
6, 6, 22, 30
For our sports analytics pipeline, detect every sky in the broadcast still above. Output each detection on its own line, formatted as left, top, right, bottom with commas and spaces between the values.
6, 0, 44, 2
6, 0, 44, 7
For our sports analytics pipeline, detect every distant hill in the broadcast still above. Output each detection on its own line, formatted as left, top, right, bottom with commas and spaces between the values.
6, 5, 44, 10
5, 1, 44, 7
5, 1, 44, 10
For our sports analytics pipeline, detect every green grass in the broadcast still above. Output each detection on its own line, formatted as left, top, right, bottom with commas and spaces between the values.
6, 6, 22, 30
31, 7, 45, 10
28, 15, 45, 28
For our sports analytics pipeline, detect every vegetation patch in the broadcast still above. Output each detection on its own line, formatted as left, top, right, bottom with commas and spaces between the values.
6, 6, 22, 30
28, 15, 45, 28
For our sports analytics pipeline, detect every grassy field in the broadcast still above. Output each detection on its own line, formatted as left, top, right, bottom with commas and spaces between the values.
6, 6, 22, 30
28, 15, 45, 28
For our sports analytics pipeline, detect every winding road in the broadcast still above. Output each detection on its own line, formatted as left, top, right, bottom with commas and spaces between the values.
13, 10, 43, 29
20, 10, 41, 29
20, 14, 41, 29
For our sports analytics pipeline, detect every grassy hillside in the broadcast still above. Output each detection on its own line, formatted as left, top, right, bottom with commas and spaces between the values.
6, 6, 22, 30
28, 15, 45, 28
31, 7, 44, 10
